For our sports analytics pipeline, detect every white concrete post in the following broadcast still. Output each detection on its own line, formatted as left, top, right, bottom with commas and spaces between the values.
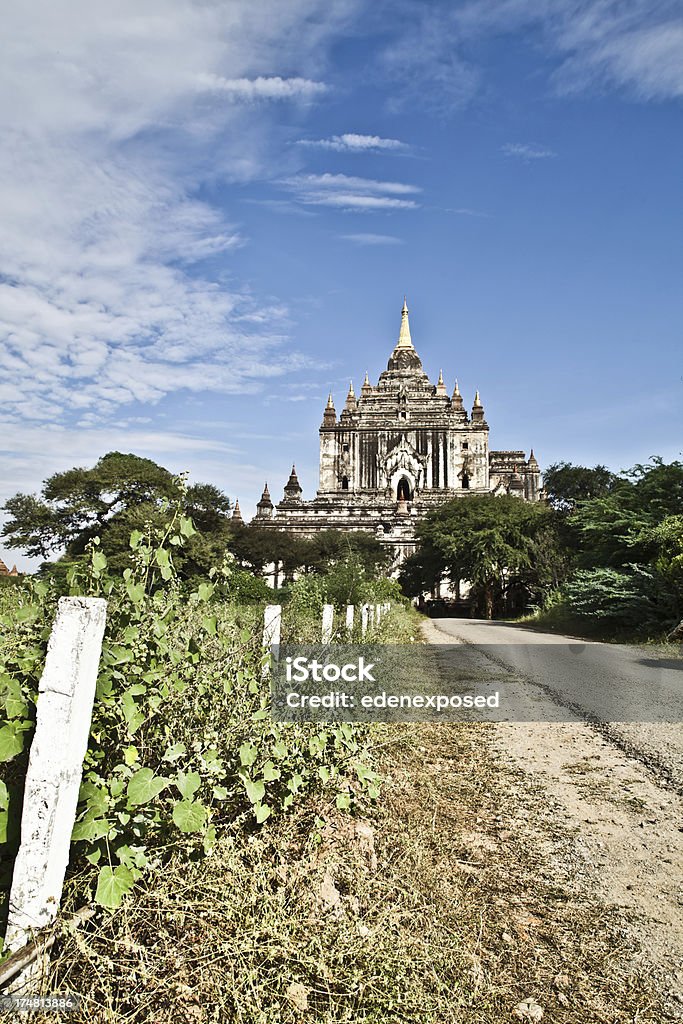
262, 604, 281, 678
375, 603, 382, 625
369, 605, 376, 631
5, 597, 107, 954
345, 604, 354, 634
321, 604, 334, 645
361, 604, 369, 637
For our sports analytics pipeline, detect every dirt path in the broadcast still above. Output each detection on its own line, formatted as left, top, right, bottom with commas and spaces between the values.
422, 616, 683, 1011
495, 721, 683, 979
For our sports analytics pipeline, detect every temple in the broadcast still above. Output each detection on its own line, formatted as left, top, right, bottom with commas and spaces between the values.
249, 299, 542, 565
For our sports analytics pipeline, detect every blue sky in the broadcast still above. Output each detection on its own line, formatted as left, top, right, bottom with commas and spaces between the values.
1, 0, 682, 569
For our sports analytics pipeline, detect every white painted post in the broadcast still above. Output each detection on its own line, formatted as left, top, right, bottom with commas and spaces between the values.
262, 604, 281, 678
375, 603, 382, 625
361, 603, 369, 637
345, 604, 354, 634
369, 605, 376, 631
321, 604, 334, 645
5, 597, 107, 955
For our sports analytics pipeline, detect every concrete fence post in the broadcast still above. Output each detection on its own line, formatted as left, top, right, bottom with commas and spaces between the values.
369, 605, 376, 631
262, 604, 281, 678
5, 597, 107, 957
345, 605, 354, 634
322, 604, 334, 645
375, 603, 382, 625
361, 603, 369, 637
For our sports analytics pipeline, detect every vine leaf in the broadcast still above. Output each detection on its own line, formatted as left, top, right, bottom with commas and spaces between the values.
95, 865, 135, 910
176, 770, 201, 800
126, 768, 168, 806
173, 800, 208, 833
244, 778, 265, 805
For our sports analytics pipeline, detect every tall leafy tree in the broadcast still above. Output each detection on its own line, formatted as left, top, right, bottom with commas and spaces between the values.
568, 459, 683, 568
401, 495, 555, 618
2, 452, 233, 577
542, 461, 621, 511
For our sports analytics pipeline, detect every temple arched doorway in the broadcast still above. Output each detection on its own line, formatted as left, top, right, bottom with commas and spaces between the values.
397, 477, 413, 501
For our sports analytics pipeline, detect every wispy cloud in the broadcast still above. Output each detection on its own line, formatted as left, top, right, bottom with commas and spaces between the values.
278, 172, 421, 211
381, 5, 480, 113
382, 1, 683, 111
280, 173, 419, 195
443, 207, 490, 216
502, 142, 557, 160
340, 233, 405, 244
554, 16, 683, 99
196, 74, 327, 101
0, 0, 354, 429
296, 133, 408, 152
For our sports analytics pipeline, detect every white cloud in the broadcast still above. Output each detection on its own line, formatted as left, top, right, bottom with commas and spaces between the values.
340, 233, 405, 244
196, 74, 327, 101
281, 173, 420, 194
296, 133, 409, 151
382, 1, 683, 109
555, 17, 683, 99
502, 142, 557, 159
278, 171, 421, 211
0, 0, 356, 430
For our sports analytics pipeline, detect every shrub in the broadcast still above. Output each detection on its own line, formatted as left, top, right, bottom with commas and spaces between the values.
563, 564, 677, 631
0, 499, 379, 917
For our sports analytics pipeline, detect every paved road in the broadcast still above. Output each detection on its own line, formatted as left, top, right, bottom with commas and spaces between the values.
429, 617, 683, 789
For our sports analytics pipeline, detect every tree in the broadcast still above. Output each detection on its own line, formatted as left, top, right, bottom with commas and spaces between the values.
401, 495, 556, 618
542, 461, 621, 511
227, 526, 391, 583
299, 530, 390, 577
567, 459, 683, 569
2, 452, 233, 577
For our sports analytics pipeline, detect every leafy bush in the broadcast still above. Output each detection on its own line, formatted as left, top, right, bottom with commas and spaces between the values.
563, 565, 677, 630
321, 555, 371, 608
0, 494, 379, 915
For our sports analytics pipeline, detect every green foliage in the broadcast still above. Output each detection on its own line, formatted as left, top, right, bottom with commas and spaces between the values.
2, 452, 233, 579
401, 495, 554, 618
286, 575, 325, 620
567, 458, 683, 569
365, 576, 406, 605
542, 461, 621, 511
320, 555, 371, 608
207, 552, 275, 604
0, 504, 382, 916
228, 525, 390, 582
562, 565, 677, 631
403, 458, 683, 637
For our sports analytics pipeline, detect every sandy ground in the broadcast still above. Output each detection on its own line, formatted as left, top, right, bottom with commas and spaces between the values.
422, 616, 683, 1005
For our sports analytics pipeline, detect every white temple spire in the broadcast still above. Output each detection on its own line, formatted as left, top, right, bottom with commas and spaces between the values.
396, 296, 413, 350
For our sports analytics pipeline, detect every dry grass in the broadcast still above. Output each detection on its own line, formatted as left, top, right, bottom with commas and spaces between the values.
4, 722, 670, 1023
